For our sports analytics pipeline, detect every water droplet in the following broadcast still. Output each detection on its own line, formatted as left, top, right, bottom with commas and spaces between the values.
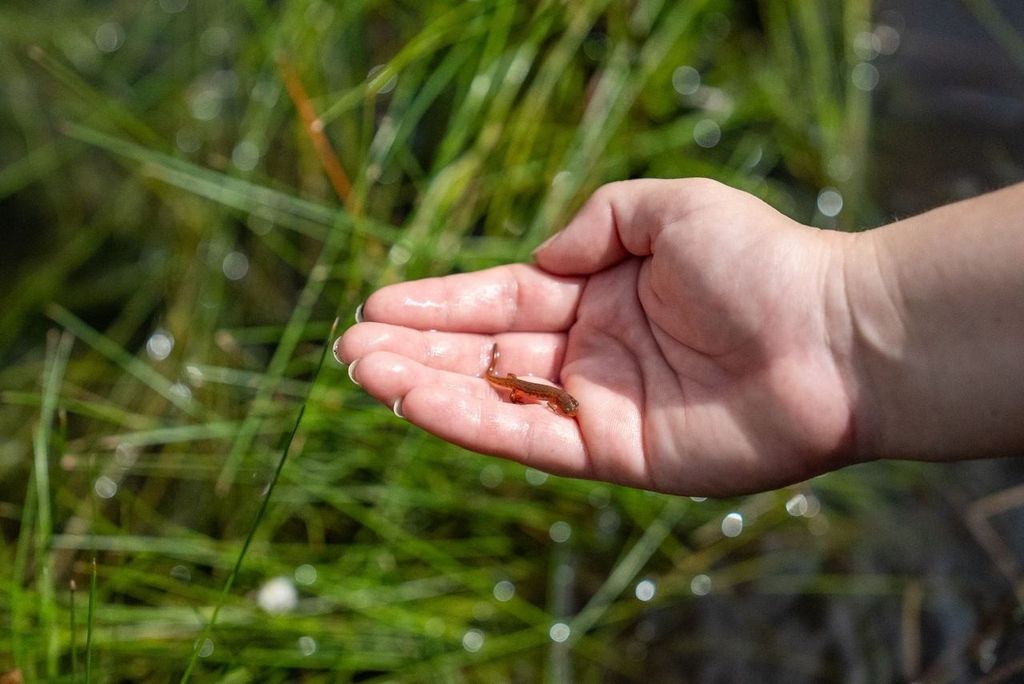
853, 31, 881, 61
473, 601, 494, 621
817, 188, 844, 217
634, 578, 657, 602
979, 636, 998, 673
425, 617, 445, 638
257, 576, 298, 614
549, 521, 571, 543
693, 119, 721, 148
785, 493, 809, 517
690, 496, 707, 503
294, 564, 317, 585
170, 565, 191, 583
376, 551, 395, 572
479, 464, 503, 488
251, 77, 279, 107
305, 1, 335, 29
803, 494, 821, 518
231, 140, 260, 172
462, 629, 484, 653
551, 171, 573, 189
851, 62, 879, 92
549, 622, 571, 643
146, 329, 174, 361
808, 514, 830, 536
721, 512, 744, 538
114, 443, 138, 468
704, 11, 731, 39
95, 22, 124, 53
200, 25, 233, 57
690, 574, 712, 596
672, 65, 701, 96
175, 127, 201, 154
94, 476, 118, 499
188, 86, 223, 121
597, 508, 620, 535
198, 638, 214, 658
524, 468, 548, 486
222, 250, 249, 280
248, 211, 274, 236
507, 55, 530, 82
185, 365, 204, 386
470, 74, 491, 98
587, 487, 610, 508
874, 24, 900, 55
298, 635, 317, 656
169, 383, 192, 401
388, 243, 411, 266
367, 64, 397, 94
827, 154, 853, 182
493, 580, 515, 602
742, 144, 764, 171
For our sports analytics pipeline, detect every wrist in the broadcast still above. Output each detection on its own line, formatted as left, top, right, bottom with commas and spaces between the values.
827, 228, 905, 463
829, 187, 1024, 463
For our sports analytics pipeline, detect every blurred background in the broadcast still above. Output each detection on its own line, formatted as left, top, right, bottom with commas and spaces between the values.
2, 0, 1023, 681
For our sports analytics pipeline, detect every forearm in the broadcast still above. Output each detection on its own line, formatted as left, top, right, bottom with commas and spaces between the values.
840, 183, 1024, 461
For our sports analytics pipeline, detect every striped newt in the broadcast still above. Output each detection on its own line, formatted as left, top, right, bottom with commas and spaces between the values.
484, 343, 579, 418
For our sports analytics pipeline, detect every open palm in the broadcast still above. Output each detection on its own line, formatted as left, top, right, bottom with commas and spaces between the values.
336, 179, 858, 496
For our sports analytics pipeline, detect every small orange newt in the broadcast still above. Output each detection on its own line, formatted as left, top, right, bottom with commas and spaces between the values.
485, 344, 579, 417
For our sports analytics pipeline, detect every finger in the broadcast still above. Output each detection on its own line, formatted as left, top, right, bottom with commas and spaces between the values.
403, 387, 590, 479
349, 350, 590, 477
334, 322, 569, 378
360, 263, 584, 333
534, 178, 726, 275
349, 349, 493, 408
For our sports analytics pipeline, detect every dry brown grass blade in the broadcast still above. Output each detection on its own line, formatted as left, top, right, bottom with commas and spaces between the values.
276, 52, 353, 206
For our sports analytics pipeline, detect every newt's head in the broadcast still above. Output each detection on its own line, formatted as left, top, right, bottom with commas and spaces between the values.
552, 393, 579, 418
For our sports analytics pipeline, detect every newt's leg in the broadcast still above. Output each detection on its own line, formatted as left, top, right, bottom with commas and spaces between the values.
509, 388, 523, 404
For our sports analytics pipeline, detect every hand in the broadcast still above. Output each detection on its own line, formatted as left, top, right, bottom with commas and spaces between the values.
335, 179, 860, 496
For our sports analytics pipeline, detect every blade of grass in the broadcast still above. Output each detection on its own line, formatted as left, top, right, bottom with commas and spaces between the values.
961, 0, 1024, 74
524, 0, 714, 251
46, 304, 207, 419
70, 579, 78, 681
213, 181, 350, 492
2, 390, 163, 432
566, 497, 689, 645
34, 329, 75, 677
10, 466, 37, 678
60, 123, 398, 243
180, 318, 338, 682
277, 53, 353, 205
317, 3, 488, 127
26, 45, 163, 147
86, 556, 96, 684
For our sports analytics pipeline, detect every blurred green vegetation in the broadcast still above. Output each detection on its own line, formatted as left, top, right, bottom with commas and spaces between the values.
0, 0, 994, 681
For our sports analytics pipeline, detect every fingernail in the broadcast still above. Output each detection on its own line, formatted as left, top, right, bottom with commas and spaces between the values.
332, 337, 346, 366
531, 231, 561, 257
391, 397, 405, 419
347, 359, 361, 386
354, 302, 365, 323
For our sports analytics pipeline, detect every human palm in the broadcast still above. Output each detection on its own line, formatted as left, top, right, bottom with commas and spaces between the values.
336, 179, 857, 496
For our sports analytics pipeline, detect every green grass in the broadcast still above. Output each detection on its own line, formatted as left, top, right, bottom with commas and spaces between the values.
0, 0, 965, 681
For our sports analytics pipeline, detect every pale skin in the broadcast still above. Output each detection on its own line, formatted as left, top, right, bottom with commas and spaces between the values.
335, 178, 1024, 497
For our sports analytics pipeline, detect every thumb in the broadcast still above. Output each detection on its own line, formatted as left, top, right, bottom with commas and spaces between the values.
533, 178, 703, 275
